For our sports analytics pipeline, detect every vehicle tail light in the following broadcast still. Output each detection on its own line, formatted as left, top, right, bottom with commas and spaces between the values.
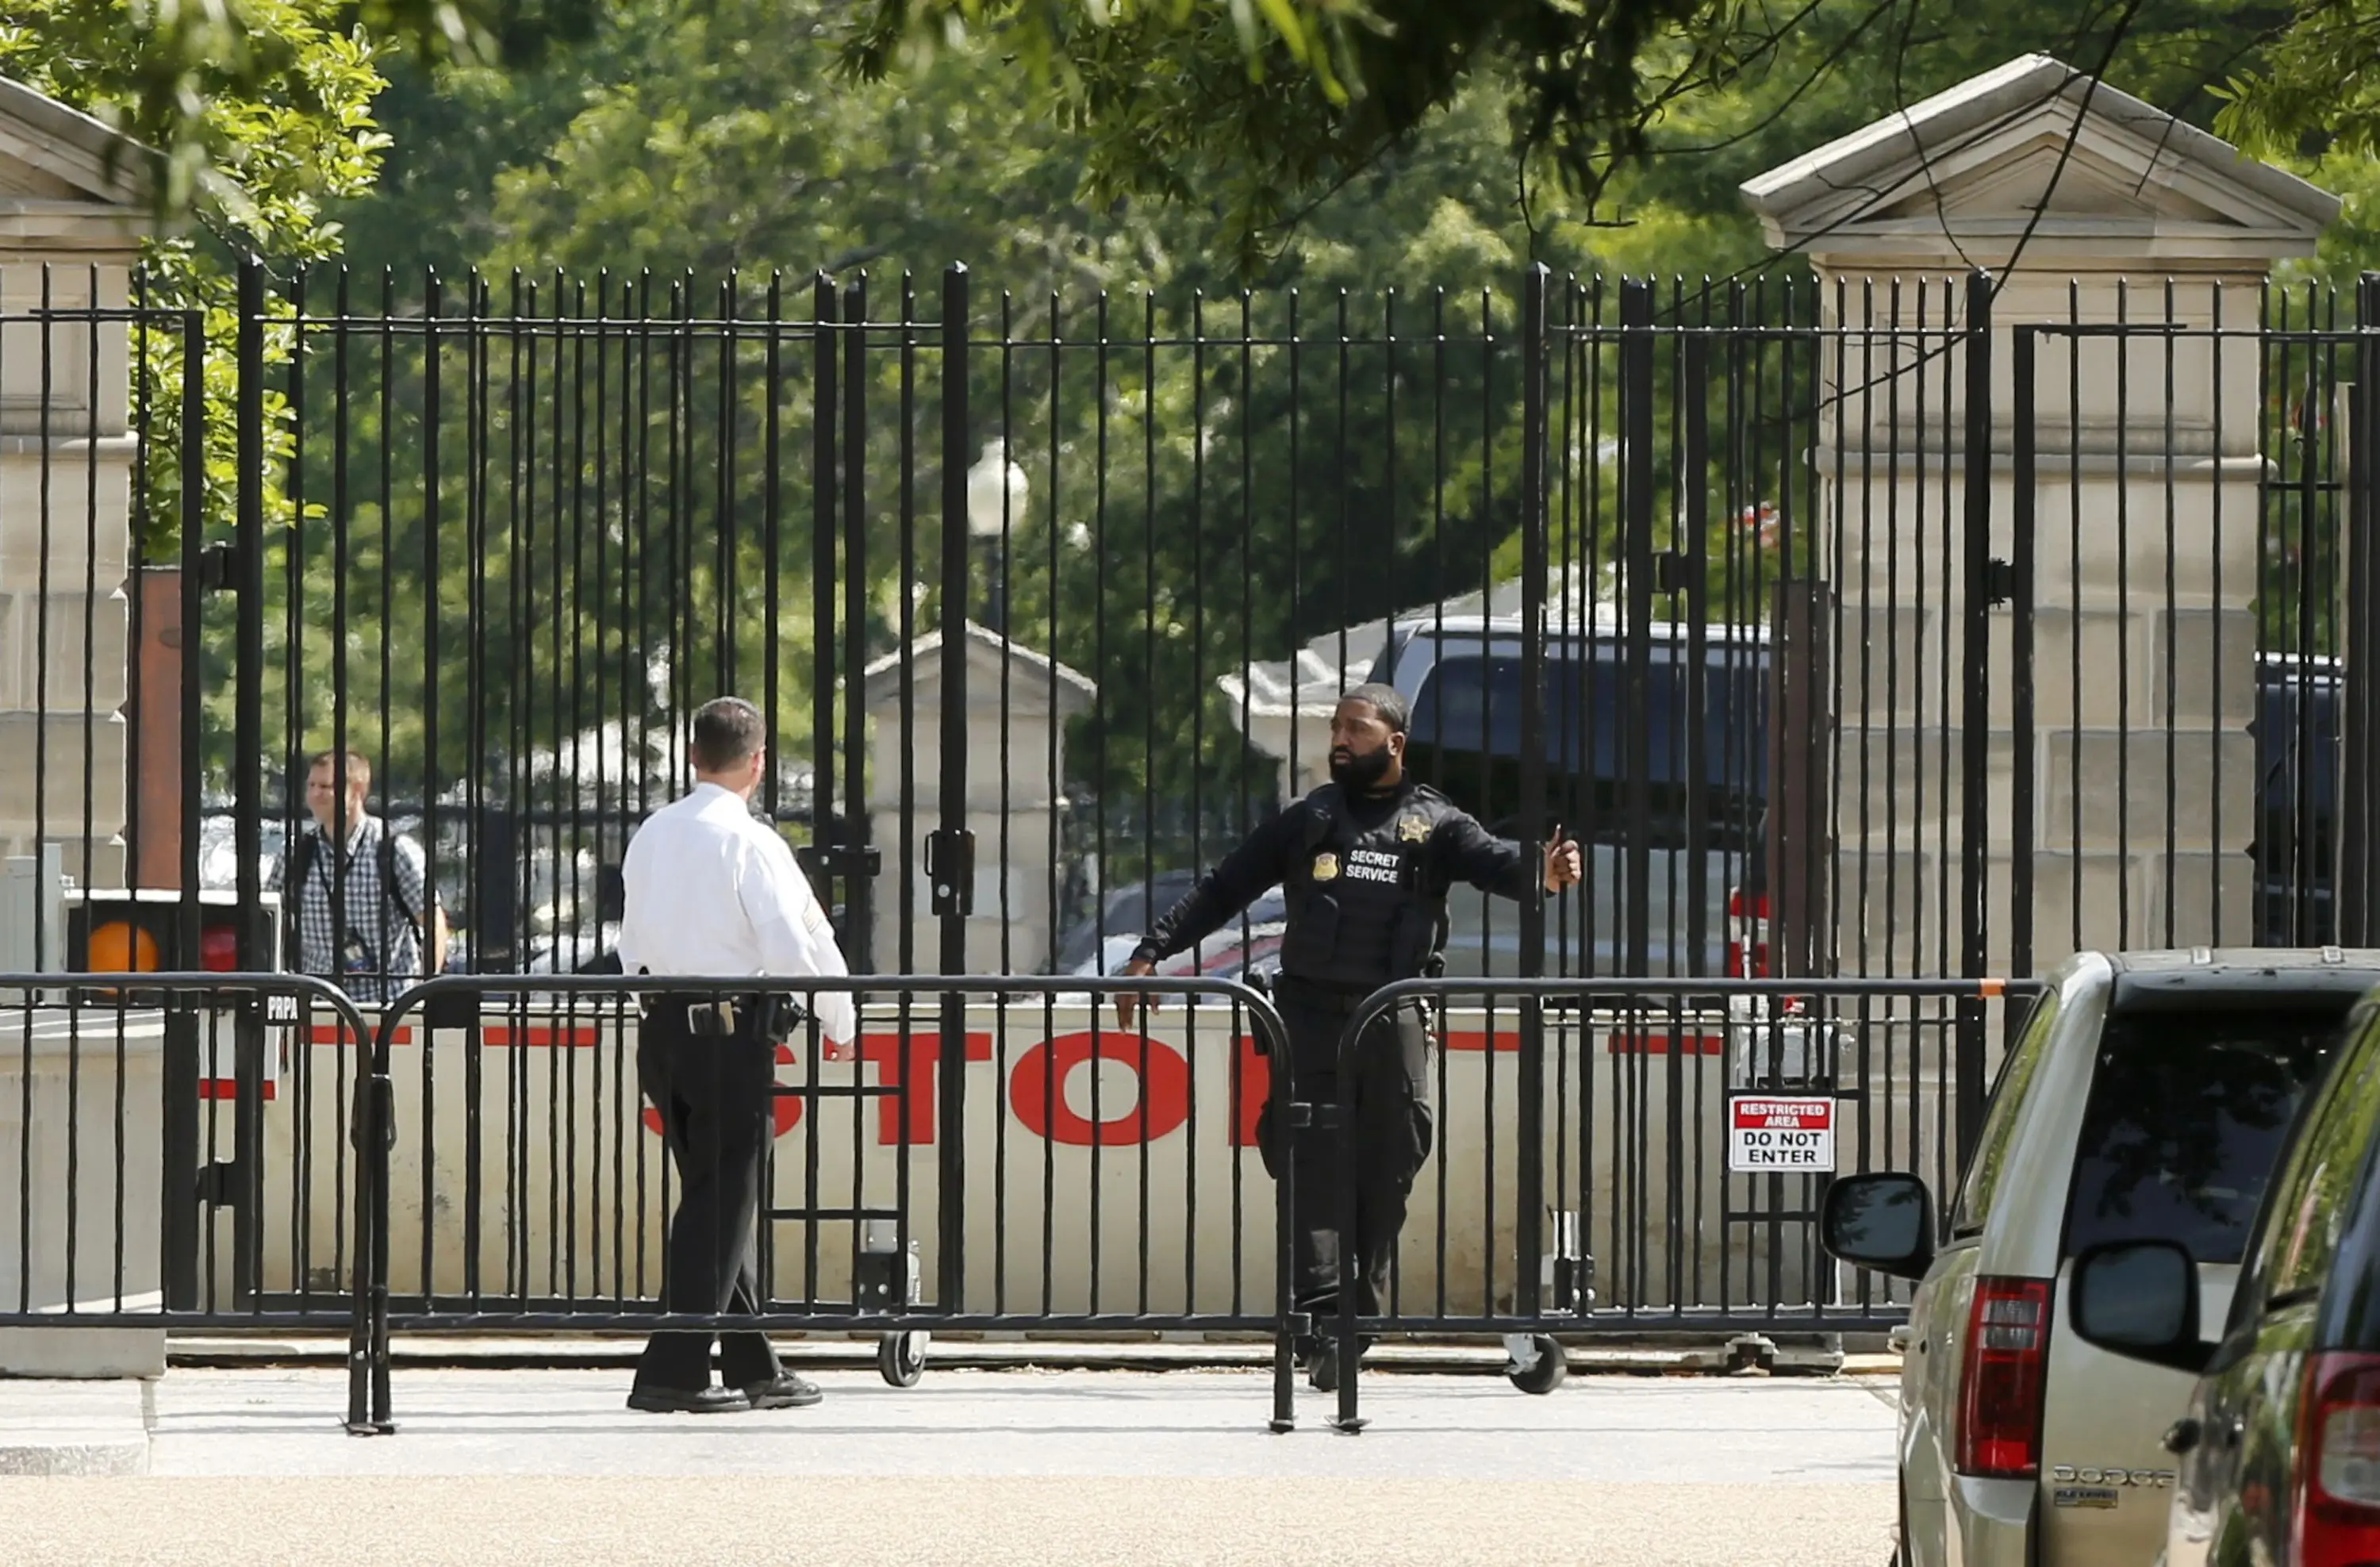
1956, 1277, 2052, 1479
1726, 888, 1771, 978
2294, 1352, 2380, 1567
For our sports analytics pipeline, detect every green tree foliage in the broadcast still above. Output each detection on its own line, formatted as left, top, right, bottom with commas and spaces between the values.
2213, 0, 2380, 161
843, 0, 1749, 269
307, 8, 1644, 826
293, 0, 2324, 857
0, 0, 393, 552
1, 0, 407, 809
846, 0, 2287, 266
0, 0, 595, 211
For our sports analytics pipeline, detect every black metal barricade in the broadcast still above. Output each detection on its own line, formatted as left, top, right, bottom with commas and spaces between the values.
0, 971, 378, 1396
1315, 974, 2040, 1431
350, 972, 1303, 1432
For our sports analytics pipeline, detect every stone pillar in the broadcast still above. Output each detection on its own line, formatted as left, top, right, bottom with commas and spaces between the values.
0, 82, 153, 890
1742, 53, 2337, 970
862, 624, 1096, 974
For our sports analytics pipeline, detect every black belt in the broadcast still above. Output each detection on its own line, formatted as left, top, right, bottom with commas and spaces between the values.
1273, 975, 1390, 1016
643, 992, 793, 1039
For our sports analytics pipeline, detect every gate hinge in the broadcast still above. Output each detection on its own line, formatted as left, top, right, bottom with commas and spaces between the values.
1981, 557, 2017, 608
797, 845, 882, 881
196, 1160, 242, 1208
924, 828, 976, 918
196, 540, 240, 593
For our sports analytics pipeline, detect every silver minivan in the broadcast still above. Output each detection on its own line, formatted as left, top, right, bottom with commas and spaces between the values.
1823, 949, 2380, 1567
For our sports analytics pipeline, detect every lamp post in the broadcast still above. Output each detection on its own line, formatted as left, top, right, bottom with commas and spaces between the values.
965, 437, 1027, 635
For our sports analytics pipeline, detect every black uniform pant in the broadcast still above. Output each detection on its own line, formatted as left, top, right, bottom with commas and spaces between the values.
1262, 981, 1434, 1325
634, 1007, 785, 1393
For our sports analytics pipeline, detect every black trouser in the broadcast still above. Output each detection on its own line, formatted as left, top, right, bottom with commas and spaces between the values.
1261, 980, 1434, 1326
634, 1003, 784, 1393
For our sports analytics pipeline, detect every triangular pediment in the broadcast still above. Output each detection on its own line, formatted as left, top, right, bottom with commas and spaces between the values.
0, 75, 153, 213
1742, 54, 2336, 264
861, 623, 1096, 720
1871, 133, 2231, 226
0, 158, 90, 204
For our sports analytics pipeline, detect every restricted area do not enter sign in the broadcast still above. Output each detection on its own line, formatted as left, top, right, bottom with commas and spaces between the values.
1727, 1095, 1837, 1173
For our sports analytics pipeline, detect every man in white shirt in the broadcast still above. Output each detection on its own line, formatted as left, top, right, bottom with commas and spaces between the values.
616, 697, 857, 1415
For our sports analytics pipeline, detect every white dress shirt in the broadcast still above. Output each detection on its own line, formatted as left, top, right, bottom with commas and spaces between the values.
613, 782, 858, 1045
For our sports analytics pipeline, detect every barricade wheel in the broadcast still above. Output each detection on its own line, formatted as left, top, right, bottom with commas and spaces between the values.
878, 1331, 927, 1388
1508, 1337, 1568, 1396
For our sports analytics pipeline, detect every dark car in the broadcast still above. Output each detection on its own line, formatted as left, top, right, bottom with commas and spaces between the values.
2067, 977, 2380, 1567
2255, 655, 2340, 947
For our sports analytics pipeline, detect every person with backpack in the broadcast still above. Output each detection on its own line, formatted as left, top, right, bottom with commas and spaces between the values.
278, 749, 448, 1004
1115, 683, 1582, 1391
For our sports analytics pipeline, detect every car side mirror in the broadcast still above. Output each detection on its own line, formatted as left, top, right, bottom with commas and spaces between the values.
2070, 1239, 2211, 1374
1820, 1172, 1935, 1281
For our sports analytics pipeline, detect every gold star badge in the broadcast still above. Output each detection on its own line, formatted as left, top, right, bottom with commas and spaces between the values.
1311, 853, 1339, 881
1398, 816, 1430, 843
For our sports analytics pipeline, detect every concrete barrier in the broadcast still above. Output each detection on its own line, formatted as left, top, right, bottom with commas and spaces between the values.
0, 1010, 167, 1376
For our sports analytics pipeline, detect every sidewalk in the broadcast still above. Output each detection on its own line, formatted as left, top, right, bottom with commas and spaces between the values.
0, 1365, 1901, 1565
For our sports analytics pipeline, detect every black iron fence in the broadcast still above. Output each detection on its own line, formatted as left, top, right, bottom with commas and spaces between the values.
0, 972, 374, 1340
0, 966, 2015, 1429
0, 263, 2359, 994
344, 972, 1305, 1432
0, 261, 2372, 1424
1312, 974, 2036, 1431
145, 261, 2364, 1002
322, 967, 2018, 1428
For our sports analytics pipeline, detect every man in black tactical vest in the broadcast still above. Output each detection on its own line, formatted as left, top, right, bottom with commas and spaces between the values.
1117, 683, 1582, 1390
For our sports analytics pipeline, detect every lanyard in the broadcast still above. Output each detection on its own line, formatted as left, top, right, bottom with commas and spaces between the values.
312, 831, 396, 935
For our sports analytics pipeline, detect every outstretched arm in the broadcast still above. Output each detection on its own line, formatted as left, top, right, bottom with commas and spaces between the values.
1438, 815, 1583, 901
1129, 813, 1300, 966
1116, 811, 1300, 1024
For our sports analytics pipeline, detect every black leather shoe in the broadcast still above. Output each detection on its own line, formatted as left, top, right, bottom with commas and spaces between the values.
744, 1372, 823, 1410
627, 1385, 750, 1415
1307, 1336, 1372, 1394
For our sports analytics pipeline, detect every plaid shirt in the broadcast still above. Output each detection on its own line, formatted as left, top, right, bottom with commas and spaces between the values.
272, 815, 432, 1004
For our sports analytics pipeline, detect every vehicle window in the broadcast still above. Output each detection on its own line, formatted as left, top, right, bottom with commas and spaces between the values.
2258, 1027, 2380, 1305
2061, 1007, 2349, 1266
1405, 647, 1767, 844
1952, 991, 2060, 1236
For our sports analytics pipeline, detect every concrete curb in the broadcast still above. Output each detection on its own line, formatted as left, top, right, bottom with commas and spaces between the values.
0, 1379, 151, 1475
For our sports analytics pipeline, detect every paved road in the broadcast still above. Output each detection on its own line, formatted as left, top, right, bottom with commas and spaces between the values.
0, 1367, 1900, 1565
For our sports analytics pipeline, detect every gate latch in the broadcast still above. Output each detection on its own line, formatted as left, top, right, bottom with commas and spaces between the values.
797, 845, 882, 881
196, 1160, 243, 1209
1981, 557, 2017, 608
196, 540, 240, 593
925, 829, 976, 918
